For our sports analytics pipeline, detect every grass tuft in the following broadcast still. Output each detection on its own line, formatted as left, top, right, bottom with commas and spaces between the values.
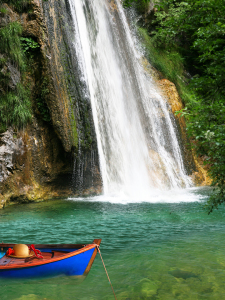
0, 17, 32, 131
0, 21, 25, 70
0, 83, 32, 131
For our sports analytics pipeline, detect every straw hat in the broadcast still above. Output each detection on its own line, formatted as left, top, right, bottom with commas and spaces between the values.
8, 244, 34, 258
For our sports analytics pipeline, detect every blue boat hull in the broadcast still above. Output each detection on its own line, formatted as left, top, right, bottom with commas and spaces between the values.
0, 240, 101, 279
0, 248, 95, 279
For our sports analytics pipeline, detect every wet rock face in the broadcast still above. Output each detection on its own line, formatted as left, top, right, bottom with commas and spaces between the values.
157, 79, 183, 114
156, 78, 209, 184
7, 62, 21, 89
0, 129, 23, 183
0, 120, 74, 208
40, 0, 101, 189
0, 4, 17, 26
42, 0, 98, 153
1, 58, 21, 90
0, 120, 102, 208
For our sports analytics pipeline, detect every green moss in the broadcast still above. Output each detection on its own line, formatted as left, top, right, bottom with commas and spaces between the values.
138, 27, 195, 105
60, 49, 79, 148
70, 97, 79, 148
60, 39, 93, 150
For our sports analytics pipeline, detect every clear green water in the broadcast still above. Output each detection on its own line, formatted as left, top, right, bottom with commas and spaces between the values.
1, 187, 225, 300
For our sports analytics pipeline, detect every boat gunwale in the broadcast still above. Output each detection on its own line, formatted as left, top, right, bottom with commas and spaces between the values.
0, 239, 101, 270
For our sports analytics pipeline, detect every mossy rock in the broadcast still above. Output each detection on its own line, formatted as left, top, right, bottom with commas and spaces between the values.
133, 278, 159, 298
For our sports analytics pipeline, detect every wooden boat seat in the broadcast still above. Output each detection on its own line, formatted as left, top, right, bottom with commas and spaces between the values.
0, 251, 67, 266
51, 251, 68, 258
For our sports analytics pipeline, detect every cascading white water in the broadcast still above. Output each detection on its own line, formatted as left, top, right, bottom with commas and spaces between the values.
68, 0, 192, 200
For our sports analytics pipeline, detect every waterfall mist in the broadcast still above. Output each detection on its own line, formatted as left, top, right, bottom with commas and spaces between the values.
68, 0, 192, 200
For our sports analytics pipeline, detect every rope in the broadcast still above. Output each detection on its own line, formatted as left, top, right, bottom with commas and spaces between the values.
95, 244, 117, 300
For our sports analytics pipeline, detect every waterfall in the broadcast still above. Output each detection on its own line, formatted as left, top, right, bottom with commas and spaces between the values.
68, 0, 192, 199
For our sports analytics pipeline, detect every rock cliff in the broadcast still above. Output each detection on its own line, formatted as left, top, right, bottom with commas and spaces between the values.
0, 0, 101, 209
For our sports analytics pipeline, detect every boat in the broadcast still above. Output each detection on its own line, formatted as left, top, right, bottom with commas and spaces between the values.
0, 239, 101, 279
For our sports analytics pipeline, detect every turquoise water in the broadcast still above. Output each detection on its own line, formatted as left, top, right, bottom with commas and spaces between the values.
1, 187, 225, 299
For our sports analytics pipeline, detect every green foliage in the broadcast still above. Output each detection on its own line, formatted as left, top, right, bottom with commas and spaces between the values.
151, 2, 192, 49
176, 102, 225, 213
0, 83, 32, 131
0, 56, 6, 66
20, 37, 40, 53
0, 6, 8, 14
149, 0, 225, 212
0, 62, 10, 89
123, 0, 150, 14
37, 99, 51, 122
0, 19, 32, 130
36, 77, 51, 122
0, 21, 25, 70
123, 0, 150, 7
152, 0, 225, 101
0, 3, 48, 129
2, 0, 31, 13
138, 27, 194, 104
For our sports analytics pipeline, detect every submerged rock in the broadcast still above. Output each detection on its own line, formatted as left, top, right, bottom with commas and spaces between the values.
132, 278, 159, 299
169, 269, 198, 280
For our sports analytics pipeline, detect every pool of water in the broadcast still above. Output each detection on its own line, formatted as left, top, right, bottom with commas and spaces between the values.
0, 187, 225, 299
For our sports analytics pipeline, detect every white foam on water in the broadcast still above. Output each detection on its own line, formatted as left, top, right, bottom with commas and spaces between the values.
68, 187, 204, 204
